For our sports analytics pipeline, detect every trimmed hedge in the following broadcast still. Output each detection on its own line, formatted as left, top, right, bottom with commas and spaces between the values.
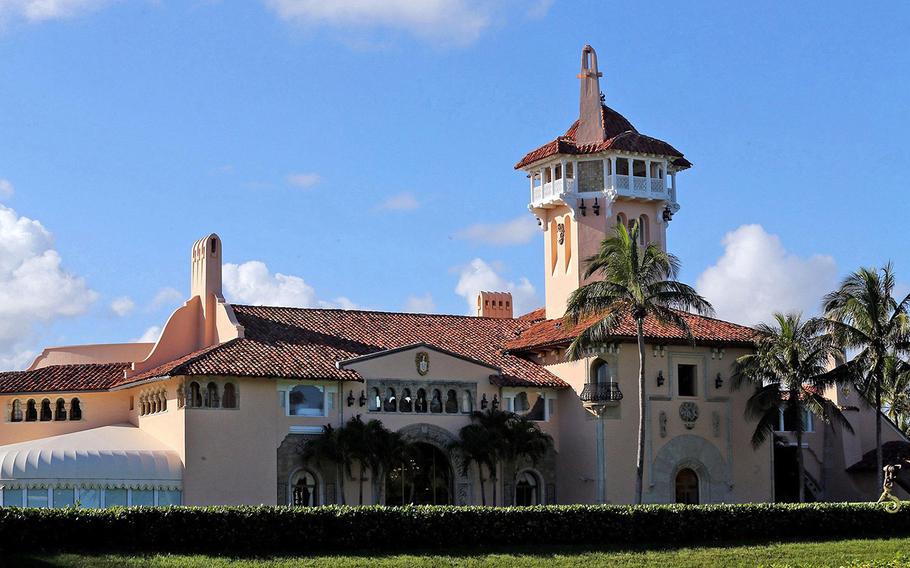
0, 503, 908, 555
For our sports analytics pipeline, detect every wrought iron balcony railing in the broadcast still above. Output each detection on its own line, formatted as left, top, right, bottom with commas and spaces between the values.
580, 382, 623, 404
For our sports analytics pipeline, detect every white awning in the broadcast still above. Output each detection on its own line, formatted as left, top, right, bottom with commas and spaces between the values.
0, 424, 182, 490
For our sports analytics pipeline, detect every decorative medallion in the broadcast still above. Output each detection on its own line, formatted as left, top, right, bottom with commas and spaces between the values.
679, 401, 699, 429
557, 223, 565, 245
415, 351, 430, 376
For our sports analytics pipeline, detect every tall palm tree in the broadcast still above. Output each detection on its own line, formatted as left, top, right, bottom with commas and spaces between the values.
471, 408, 511, 505
564, 221, 713, 504
881, 355, 910, 435
502, 414, 553, 504
365, 420, 414, 505
340, 416, 372, 505
299, 423, 350, 505
449, 422, 495, 506
732, 312, 853, 502
823, 264, 910, 488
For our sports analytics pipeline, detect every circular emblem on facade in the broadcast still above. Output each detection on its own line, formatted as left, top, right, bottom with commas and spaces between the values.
679, 401, 699, 429
415, 351, 430, 376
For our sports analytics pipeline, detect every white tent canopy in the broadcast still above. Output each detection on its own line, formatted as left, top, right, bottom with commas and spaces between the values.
0, 424, 182, 490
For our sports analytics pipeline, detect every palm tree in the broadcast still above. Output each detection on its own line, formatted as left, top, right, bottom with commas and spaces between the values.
881, 355, 910, 435
340, 416, 372, 505
471, 408, 512, 505
299, 423, 350, 505
823, 264, 910, 488
564, 221, 713, 504
449, 422, 495, 505
502, 414, 554, 503
365, 419, 414, 505
732, 312, 853, 502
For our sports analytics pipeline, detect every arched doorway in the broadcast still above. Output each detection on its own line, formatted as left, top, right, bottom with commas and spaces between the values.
385, 442, 452, 505
514, 470, 542, 506
675, 468, 699, 504
290, 469, 319, 507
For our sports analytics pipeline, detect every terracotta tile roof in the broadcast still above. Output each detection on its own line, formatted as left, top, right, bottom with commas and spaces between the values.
514, 105, 692, 170
125, 306, 567, 389
505, 308, 757, 352
0, 363, 129, 394
517, 307, 547, 323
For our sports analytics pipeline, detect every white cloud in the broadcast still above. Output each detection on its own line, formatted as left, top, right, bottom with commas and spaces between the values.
109, 296, 135, 317
135, 325, 161, 344
149, 287, 183, 311
265, 0, 492, 46
0, 204, 97, 368
455, 216, 538, 246
0, 179, 13, 199
377, 192, 419, 211
453, 258, 538, 316
696, 224, 837, 326
223, 260, 357, 309
0, 0, 112, 22
404, 293, 436, 313
285, 172, 321, 189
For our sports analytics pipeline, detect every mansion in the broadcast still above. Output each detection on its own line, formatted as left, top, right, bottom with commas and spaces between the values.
0, 46, 906, 509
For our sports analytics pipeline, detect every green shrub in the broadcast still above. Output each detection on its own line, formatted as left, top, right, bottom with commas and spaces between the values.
0, 503, 907, 555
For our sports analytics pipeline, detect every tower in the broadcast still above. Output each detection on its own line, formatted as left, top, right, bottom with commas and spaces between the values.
515, 45, 691, 319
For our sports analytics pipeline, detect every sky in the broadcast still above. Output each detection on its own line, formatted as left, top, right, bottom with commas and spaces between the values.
0, 0, 908, 370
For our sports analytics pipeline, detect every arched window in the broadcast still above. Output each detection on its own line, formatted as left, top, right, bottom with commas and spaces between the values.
70, 398, 82, 421
399, 388, 413, 413
515, 470, 541, 506
383, 388, 397, 412
291, 470, 319, 507
189, 382, 202, 408
675, 468, 699, 504
288, 385, 325, 416
563, 216, 572, 271
54, 398, 67, 421
638, 215, 650, 245
222, 383, 237, 408
549, 218, 558, 274
616, 213, 627, 229
460, 391, 473, 414
39, 399, 52, 421
205, 382, 219, 408
25, 399, 37, 422
591, 359, 612, 385
513, 392, 530, 414
370, 387, 381, 411
430, 389, 443, 413
415, 388, 428, 413
160, 392, 168, 412
10, 399, 23, 422
444, 389, 458, 413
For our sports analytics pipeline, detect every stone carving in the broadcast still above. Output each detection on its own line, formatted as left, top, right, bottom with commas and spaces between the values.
659, 411, 667, 438
712, 411, 720, 437
557, 223, 565, 245
415, 351, 430, 376
679, 402, 699, 429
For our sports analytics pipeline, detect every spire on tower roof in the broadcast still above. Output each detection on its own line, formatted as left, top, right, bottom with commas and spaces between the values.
576, 44, 606, 146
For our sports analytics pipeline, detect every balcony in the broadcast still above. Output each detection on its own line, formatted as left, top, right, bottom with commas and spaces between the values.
530, 177, 576, 206
580, 382, 623, 407
529, 174, 675, 208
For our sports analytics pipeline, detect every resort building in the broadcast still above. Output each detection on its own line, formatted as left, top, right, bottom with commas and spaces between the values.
0, 46, 906, 508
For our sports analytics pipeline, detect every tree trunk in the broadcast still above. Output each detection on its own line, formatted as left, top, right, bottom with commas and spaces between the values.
478, 463, 487, 506
796, 427, 805, 503
492, 462, 498, 506
358, 462, 365, 506
337, 463, 346, 505
635, 318, 647, 505
876, 381, 883, 491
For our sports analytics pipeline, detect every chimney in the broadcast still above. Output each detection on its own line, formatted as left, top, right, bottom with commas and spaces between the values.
576, 44, 606, 146
477, 291, 513, 319
191, 233, 223, 346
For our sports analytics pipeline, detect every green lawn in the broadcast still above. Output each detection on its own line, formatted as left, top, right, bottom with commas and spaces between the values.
10, 538, 910, 568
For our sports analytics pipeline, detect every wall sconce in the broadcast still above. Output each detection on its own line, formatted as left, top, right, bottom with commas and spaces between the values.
715, 373, 724, 389
579, 199, 587, 216
492, 394, 500, 410
657, 370, 665, 387
652, 345, 666, 358
347, 390, 355, 407
358, 390, 366, 407
711, 348, 726, 360
536, 217, 542, 227
480, 393, 488, 410
593, 198, 600, 216
662, 205, 673, 222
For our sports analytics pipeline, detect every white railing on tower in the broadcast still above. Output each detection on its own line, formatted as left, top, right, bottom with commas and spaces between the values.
632, 176, 649, 193
649, 178, 665, 193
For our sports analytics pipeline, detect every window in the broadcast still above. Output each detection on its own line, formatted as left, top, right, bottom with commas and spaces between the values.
592, 359, 612, 384
461, 390, 473, 414
515, 471, 541, 506
383, 388, 397, 412
204, 382, 219, 408
157, 490, 181, 506
53, 399, 67, 421
10, 399, 22, 422
3, 488, 24, 506
415, 388, 428, 413
189, 382, 202, 408
292, 470, 319, 507
25, 399, 37, 422
222, 383, 237, 409
131, 490, 154, 506
513, 392, 530, 413
638, 215, 650, 246
399, 388, 413, 412
777, 407, 814, 433
444, 389, 458, 414
53, 488, 74, 508
677, 364, 697, 397
27, 488, 49, 508
70, 398, 82, 421
78, 488, 101, 509
288, 385, 326, 417
675, 468, 699, 504
430, 389, 443, 413
616, 213, 627, 230
370, 387, 381, 411
105, 489, 128, 507
39, 399, 52, 421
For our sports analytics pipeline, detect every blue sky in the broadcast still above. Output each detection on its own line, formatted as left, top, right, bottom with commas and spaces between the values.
0, 0, 908, 369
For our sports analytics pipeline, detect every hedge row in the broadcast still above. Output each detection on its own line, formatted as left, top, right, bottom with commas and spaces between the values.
0, 503, 908, 554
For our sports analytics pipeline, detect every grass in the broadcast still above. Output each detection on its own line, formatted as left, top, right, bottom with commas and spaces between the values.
9, 538, 910, 568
